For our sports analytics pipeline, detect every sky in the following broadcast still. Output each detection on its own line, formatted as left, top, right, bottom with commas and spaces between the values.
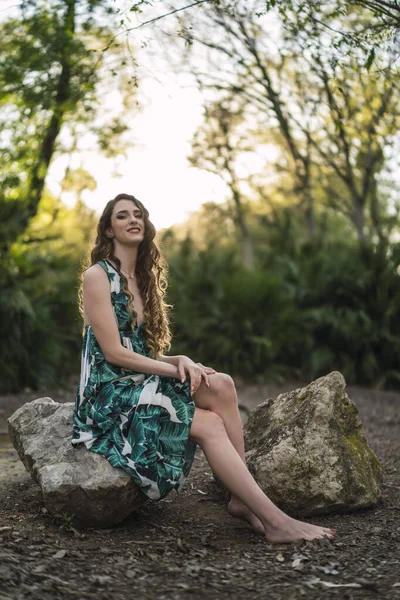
0, 0, 229, 231
49, 75, 229, 231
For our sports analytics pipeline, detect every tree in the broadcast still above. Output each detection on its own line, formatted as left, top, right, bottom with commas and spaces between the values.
124, 0, 399, 68
0, 189, 97, 392
189, 99, 255, 269
264, 0, 400, 59
61, 167, 97, 205
0, 0, 139, 391
301, 54, 400, 243
169, 1, 400, 244
0, 0, 137, 258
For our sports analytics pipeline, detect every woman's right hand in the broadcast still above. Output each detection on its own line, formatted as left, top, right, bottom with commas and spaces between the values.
177, 356, 209, 395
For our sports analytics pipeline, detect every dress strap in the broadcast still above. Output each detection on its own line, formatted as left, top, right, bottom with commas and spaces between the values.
96, 259, 110, 277
96, 259, 121, 292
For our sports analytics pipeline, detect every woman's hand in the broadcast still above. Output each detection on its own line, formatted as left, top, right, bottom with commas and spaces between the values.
177, 356, 216, 395
196, 362, 216, 376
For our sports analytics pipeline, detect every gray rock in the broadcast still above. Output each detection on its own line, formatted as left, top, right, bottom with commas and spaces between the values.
244, 372, 382, 516
8, 398, 146, 528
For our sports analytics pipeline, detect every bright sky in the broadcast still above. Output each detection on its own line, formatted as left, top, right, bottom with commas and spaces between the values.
1, 0, 229, 231
49, 75, 229, 230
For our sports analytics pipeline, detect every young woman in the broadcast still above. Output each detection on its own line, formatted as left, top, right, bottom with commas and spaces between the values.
72, 193, 335, 544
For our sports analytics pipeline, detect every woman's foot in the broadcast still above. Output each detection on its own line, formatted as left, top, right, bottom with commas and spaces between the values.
228, 498, 265, 535
264, 516, 336, 544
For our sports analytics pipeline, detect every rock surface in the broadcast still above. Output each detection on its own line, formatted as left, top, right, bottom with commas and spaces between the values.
244, 372, 382, 516
8, 398, 146, 527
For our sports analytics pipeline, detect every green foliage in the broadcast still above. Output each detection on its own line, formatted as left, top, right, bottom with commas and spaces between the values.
0, 0, 139, 392
0, 193, 96, 393
1, 0, 399, 394
0, 0, 137, 256
294, 242, 400, 388
166, 236, 297, 381
55, 511, 76, 531
164, 214, 400, 388
2, 194, 400, 392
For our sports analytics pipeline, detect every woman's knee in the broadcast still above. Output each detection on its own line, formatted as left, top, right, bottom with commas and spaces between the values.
209, 372, 236, 400
189, 408, 226, 444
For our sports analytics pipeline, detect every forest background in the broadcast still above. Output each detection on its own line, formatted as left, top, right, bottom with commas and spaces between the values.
1, 0, 400, 394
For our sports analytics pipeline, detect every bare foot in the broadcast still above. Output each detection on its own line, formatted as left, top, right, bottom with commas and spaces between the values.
228, 499, 265, 535
264, 516, 336, 544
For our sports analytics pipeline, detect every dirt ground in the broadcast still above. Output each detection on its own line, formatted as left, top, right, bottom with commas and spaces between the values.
0, 378, 399, 600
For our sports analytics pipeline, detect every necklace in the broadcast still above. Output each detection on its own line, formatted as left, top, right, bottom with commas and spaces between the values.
120, 267, 135, 280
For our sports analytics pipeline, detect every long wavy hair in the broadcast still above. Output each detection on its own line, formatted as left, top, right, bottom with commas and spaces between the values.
80, 193, 172, 358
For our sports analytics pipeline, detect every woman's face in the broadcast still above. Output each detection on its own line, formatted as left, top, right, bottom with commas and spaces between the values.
108, 199, 145, 246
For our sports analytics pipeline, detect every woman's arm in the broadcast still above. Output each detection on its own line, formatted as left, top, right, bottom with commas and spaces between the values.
83, 265, 180, 379
158, 355, 184, 366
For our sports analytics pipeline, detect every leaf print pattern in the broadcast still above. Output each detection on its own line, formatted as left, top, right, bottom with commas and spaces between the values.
71, 259, 196, 500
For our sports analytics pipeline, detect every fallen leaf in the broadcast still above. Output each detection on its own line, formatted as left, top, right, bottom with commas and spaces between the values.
52, 549, 67, 559
292, 558, 304, 570
70, 527, 83, 539
176, 583, 190, 590
91, 575, 112, 585
197, 489, 207, 495
33, 565, 46, 573
146, 553, 158, 562
316, 563, 340, 575
177, 538, 185, 551
276, 553, 285, 562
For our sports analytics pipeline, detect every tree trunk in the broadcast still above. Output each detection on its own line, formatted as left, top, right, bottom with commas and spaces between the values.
369, 179, 384, 245
232, 185, 254, 270
352, 199, 366, 246
21, 0, 76, 238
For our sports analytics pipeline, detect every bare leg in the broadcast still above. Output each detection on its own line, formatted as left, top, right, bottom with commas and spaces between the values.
190, 408, 335, 544
193, 373, 264, 533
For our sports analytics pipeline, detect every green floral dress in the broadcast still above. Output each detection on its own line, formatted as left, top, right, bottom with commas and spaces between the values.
71, 259, 197, 500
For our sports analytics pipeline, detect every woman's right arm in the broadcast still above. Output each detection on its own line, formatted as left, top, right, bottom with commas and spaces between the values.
83, 265, 180, 379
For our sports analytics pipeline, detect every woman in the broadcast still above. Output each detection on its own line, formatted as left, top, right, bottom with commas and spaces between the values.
72, 193, 335, 543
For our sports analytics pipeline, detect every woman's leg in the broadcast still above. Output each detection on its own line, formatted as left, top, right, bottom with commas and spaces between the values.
193, 373, 264, 532
190, 407, 335, 544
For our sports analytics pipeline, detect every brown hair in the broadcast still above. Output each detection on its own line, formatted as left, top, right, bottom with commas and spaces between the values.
80, 193, 172, 357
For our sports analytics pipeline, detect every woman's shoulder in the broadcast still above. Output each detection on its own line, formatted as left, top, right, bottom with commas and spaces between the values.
83, 261, 121, 294
85, 262, 106, 275
83, 262, 109, 285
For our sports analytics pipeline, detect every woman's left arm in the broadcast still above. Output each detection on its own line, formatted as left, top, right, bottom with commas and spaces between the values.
158, 354, 183, 366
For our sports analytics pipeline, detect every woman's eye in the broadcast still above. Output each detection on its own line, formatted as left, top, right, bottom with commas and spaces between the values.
116, 213, 142, 220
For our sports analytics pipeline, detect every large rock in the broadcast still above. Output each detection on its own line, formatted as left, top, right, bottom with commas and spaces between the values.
8, 398, 146, 528
244, 372, 382, 516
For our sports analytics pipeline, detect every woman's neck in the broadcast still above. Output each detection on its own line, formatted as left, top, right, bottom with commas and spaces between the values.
113, 245, 138, 277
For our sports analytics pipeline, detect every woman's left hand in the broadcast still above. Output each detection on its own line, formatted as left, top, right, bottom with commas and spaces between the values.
195, 362, 216, 375
177, 356, 216, 394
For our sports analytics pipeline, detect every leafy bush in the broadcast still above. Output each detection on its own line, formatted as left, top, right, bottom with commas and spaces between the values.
2, 195, 400, 392
168, 238, 299, 381
165, 230, 400, 388
0, 194, 96, 392
293, 241, 400, 387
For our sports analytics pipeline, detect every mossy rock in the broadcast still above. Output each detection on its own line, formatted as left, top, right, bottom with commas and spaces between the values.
244, 372, 382, 516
